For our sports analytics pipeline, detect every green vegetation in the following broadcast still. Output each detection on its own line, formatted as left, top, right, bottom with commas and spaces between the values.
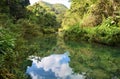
36, 1, 68, 26
0, 0, 120, 79
64, 41, 120, 79
62, 0, 120, 46
64, 17, 120, 45
0, 0, 66, 78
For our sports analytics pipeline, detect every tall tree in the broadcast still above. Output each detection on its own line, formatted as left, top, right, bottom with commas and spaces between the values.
0, 0, 30, 20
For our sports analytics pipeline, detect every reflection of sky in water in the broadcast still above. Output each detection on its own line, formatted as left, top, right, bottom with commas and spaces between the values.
26, 53, 85, 79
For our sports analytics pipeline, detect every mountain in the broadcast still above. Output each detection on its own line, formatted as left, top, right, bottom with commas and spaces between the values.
38, 1, 68, 14
36, 1, 68, 25
52, 3, 68, 14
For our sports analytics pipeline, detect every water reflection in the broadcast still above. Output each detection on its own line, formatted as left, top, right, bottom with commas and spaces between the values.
26, 53, 85, 79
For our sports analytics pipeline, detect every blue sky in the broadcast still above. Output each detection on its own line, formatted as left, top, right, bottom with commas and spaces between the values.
26, 54, 84, 79
29, 0, 71, 8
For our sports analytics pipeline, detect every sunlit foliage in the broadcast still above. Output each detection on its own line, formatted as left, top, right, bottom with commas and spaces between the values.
63, 0, 120, 45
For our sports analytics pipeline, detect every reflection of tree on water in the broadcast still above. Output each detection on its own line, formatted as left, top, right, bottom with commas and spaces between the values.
36, 34, 57, 56
26, 32, 120, 79
63, 41, 120, 79
53, 30, 67, 54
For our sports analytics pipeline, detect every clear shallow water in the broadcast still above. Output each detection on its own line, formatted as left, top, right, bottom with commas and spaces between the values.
26, 52, 85, 79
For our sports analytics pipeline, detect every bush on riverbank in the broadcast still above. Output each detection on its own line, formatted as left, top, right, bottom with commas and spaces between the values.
63, 17, 120, 46
62, 0, 120, 46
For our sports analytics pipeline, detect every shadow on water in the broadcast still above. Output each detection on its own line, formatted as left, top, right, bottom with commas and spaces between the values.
26, 35, 120, 79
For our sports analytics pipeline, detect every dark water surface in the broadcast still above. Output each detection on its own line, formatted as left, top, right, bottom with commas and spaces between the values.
26, 35, 120, 79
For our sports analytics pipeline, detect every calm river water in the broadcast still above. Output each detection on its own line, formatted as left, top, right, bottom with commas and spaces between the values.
26, 34, 120, 79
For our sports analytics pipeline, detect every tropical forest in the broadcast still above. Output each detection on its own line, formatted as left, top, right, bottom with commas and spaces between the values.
0, 0, 120, 79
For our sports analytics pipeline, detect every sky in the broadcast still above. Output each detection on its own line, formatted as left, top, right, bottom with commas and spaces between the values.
29, 0, 71, 8
26, 53, 85, 79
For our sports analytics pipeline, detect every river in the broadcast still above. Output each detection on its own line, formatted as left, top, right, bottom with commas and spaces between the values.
25, 34, 120, 79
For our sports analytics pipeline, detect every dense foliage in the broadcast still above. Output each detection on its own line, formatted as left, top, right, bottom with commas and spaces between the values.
62, 0, 120, 46
0, 0, 120, 79
0, 0, 67, 79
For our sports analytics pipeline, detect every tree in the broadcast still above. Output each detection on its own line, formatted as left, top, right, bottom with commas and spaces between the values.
0, 0, 30, 20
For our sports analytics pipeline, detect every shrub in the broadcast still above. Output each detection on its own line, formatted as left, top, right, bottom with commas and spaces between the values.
64, 24, 88, 41
63, 17, 120, 45
89, 17, 120, 45
0, 28, 15, 54
16, 19, 42, 40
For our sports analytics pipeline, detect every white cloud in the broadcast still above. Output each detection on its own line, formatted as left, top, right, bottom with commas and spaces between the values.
26, 53, 85, 79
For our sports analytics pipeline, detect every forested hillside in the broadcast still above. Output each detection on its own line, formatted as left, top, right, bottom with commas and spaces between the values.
36, 1, 68, 26
62, 0, 120, 45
